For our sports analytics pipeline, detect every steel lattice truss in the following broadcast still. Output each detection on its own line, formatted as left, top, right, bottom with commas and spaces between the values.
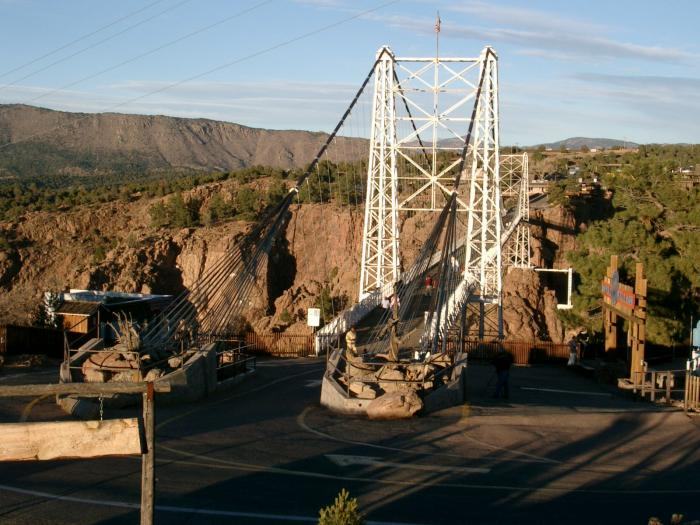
358, 48, 401, 301
359, 46, 496, 300
464, 48, 501, 303
501, 153, 531, 268
392, 54, 483, 212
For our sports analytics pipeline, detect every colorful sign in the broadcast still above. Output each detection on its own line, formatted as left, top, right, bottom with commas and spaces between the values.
601, 271, 635, 311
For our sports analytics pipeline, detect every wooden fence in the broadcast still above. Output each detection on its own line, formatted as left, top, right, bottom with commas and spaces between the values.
686, 372, 700, 413
244, 332, 314, 358
463, 338, 570, 365
0, 324, 63, 358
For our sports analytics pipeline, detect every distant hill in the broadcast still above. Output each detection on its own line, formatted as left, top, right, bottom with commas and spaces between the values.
0, 104, 363, 181
534, 137, 638, 150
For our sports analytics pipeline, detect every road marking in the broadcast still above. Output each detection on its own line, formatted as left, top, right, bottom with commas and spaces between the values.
520, 387, 612, 397
305, 379, 322, 388
153, 446, 700, 495
326, 454, 490, 474
0, 483, 425, 524
296, 406, 547, 464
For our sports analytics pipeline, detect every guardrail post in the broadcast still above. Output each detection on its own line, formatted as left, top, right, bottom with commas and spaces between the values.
650, 371, 656, 402
141, 382, 155, 525
665, 373, 672, 405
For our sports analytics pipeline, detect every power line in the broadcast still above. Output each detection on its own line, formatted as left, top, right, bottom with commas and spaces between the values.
0, 0, 400, 152
0, 0, 193, 93
0, 0, 168, 80
22, 0, 274, 107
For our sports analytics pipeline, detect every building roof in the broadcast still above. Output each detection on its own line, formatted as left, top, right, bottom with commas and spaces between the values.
55, 301, 101, 317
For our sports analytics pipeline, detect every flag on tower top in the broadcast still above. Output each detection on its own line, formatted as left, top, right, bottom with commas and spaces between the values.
435, 12, 441, 33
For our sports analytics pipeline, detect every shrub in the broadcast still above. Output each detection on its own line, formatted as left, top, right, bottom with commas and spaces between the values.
318, 489, 364, 525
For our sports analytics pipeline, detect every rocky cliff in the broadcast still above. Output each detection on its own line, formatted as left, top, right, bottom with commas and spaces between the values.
0, 178, 577, 342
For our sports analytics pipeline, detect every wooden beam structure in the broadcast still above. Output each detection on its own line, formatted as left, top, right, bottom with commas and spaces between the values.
0, 381, 167, 525
602, 255, 647, 379
0, 419, 142, 461
0, 381, 171, 398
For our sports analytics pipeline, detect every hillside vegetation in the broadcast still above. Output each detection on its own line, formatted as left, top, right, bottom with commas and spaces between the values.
556, 145, 700, 346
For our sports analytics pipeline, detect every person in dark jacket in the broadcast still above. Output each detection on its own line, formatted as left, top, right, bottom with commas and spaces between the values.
492, 350, 514, 399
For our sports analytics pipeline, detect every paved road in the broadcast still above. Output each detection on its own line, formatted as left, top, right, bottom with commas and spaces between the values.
1, 359, 699, 524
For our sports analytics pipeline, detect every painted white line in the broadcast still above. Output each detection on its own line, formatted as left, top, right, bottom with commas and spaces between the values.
520, 387, 612, 397
150, 447, 700, 496
296, 406, 549, 464
326, 454, 490, 474
0, 484, 426, 525
305, 379, 322, 388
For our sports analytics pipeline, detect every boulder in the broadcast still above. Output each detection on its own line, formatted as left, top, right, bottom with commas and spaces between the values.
366, 391, 423, 420
349, 381, 377, 399
376, 365, 408, 393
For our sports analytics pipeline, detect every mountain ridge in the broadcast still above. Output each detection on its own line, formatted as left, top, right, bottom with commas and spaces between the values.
533, 137, 639, 150
0, 104, 362, 180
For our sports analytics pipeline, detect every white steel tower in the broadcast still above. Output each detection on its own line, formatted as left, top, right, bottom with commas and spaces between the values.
463, 47, 503, 337
501, 153, 531, 269
358, 47, 401, 301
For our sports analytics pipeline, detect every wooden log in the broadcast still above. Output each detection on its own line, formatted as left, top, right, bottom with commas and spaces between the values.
0, 418, 142, 461
0, 381, 171, 398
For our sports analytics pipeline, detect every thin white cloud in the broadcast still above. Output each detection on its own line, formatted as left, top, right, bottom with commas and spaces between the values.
449, 1, 607, 34
366, 10, 695, 63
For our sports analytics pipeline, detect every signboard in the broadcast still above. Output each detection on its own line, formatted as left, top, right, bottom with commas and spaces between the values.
692, 320, 700, 348
601, 271, 635, 312
307, 308, 321, 328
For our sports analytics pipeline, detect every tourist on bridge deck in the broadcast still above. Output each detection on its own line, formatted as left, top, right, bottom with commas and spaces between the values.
492, 349, 514, 399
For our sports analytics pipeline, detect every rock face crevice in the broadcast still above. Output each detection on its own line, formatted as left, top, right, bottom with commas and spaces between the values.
265, 215, 297, 316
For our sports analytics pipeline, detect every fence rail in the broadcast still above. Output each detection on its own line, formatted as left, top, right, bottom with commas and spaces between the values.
463, 339, 570, 365
244, 332, 314, 358
632, 368, 687, 405
686, 372, 700, 413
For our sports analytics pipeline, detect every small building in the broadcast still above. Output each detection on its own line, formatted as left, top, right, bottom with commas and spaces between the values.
49, 289, 173, 342
55, 301, 101, 334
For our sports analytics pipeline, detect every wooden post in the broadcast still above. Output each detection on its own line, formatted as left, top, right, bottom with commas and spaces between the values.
631, 263, 647, 379
665, 373, 672, 405
650, 371, 656, 402
604, 256, 618, 355
141, 382, 155, 525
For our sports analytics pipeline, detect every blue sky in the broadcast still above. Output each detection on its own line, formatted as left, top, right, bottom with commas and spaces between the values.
0, 0, 698, 144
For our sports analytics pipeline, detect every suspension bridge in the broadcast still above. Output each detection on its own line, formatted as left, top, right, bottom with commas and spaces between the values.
123, 43, 538, 416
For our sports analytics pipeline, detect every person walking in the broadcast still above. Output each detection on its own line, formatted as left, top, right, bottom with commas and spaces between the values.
492, 349, 514, 399
567, 336, 579, 366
